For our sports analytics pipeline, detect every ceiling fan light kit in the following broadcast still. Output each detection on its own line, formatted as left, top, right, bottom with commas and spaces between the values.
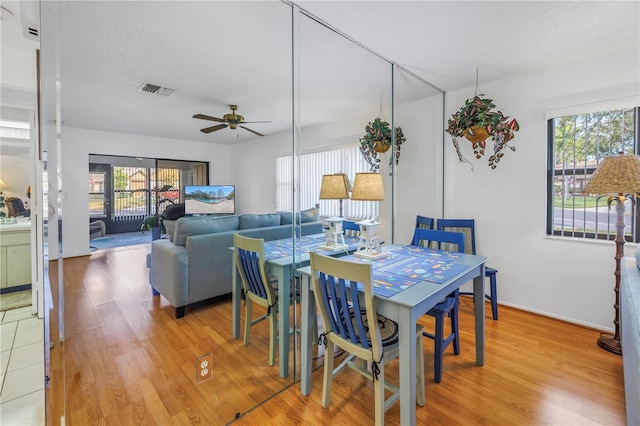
193, 105, 269, 137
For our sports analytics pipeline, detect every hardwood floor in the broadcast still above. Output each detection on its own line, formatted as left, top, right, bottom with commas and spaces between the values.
47, 245, 626, 425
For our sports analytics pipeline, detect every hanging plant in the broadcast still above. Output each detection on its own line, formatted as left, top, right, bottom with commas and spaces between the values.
446, 94, 520, 169
359, 117, 406, 175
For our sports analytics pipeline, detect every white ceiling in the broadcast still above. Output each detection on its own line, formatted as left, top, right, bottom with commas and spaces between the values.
2, 1, 639, 146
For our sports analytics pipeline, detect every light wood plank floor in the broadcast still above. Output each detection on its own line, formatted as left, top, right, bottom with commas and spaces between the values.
47, 245, 626, 425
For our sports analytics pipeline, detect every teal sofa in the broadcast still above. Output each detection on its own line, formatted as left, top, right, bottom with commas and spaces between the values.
149, 209, 322, 318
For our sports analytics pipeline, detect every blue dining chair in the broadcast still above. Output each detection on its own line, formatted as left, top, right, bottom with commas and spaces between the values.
437, 218, 499, 320
412, 228, 465, 383
342, 220, 361, 237
233, 234, 279, 366
309, 252, 425, 425
412, 215, 435, 247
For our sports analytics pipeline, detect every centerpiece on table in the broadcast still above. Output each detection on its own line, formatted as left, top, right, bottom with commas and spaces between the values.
359, 117, 406, 175
446, 94, 520, 169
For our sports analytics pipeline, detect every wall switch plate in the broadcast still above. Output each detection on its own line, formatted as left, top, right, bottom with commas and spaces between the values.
196, 353, 212, 384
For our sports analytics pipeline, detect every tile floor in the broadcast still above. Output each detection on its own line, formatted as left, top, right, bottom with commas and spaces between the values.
0, 307, 45, 425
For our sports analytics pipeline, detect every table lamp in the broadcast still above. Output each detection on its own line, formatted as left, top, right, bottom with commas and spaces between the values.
319, 173, 349, 217
583, 152, 640, 355
351, 172, 387, 260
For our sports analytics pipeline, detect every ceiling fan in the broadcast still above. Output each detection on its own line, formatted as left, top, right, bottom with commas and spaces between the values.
193, 105, 269, 137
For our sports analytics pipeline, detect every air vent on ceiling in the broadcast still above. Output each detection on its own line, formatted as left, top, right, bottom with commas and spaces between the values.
138, 83, 176, 97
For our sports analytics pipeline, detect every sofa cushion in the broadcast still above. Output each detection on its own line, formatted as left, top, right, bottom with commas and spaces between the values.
163, 219, 177, 242
280, 207, 319, 225
301, 207, 319, 223
174, 215, 240, 246
239, 213, 282, 230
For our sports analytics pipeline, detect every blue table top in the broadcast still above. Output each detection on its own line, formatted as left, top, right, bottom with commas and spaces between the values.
318, 244, 472, 298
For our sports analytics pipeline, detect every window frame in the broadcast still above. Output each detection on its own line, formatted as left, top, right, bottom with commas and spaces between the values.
546, 106, 639, 243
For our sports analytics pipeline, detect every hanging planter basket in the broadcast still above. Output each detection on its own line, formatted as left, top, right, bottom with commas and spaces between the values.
446, 94, 520, 169
373, 141, 391, 153
359, 117, 406, 175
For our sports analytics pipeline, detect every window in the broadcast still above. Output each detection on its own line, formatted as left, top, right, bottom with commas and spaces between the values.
547, 107, 639, 242
276, 146, 376, 219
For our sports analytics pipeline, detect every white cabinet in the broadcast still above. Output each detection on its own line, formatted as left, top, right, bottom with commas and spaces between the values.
0, 223, 32, 289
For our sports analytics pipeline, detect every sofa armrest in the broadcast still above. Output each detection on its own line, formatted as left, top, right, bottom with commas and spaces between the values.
150, 240, 189, 307
186, 232, 236, 301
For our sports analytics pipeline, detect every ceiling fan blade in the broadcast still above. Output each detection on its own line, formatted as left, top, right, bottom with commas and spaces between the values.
242, 120, 271, 124
201, 124, 228, 134
240, 126, 265, 137
193, 113, 226, 123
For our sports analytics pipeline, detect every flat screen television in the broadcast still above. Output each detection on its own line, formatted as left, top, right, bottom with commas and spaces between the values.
184, 185, 235, 215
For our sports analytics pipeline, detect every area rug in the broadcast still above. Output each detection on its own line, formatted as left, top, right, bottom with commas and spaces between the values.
0, 290, 32, 311
90, 231, 152, 251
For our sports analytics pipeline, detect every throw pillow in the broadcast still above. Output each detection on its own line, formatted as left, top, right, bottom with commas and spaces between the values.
163, 203, 185, 220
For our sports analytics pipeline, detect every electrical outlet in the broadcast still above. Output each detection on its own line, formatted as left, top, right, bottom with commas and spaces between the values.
196, 353, 212, 384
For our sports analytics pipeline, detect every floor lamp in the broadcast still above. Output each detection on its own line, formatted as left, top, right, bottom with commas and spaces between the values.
583, 152, 640, 355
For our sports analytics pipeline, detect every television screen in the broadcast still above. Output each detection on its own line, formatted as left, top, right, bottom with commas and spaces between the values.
184, 185, 235, 215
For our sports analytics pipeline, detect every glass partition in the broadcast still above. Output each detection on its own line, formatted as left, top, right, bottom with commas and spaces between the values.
38, 1, 444, 423
392, 65, 445, 244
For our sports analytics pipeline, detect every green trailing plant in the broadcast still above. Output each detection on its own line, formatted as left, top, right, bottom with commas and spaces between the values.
359, 117, 406, 175
446, 94, 520, 169
141, 215, 160, 233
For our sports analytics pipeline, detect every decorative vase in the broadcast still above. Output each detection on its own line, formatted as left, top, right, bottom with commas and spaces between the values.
151, 226, 161, 241
463, 125, 490, 143
373, 141, 391, 153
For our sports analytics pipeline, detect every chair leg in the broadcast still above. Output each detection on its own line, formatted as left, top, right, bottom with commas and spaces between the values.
322, 342, 335, 408
268, 308, 277, 367
243, 299, 252, 346
416, 331, 425, 407
434, 313, 444, 383
488, 271, 498, 320
452, 299, 460, 355
373, 357, 385, 426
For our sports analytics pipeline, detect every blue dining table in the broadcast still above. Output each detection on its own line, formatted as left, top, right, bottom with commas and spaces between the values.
297, 243, 487, 424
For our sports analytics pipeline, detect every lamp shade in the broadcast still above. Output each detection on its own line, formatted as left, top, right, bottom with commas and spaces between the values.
350, 172, 385, 201
0, 178, 5, 188
583, 153, 640, 195
319, 173, 349, 200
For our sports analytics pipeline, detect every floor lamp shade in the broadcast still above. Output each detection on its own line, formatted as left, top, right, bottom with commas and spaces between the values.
350, 172, 385, 201
583, 153, 640, 355
583, 154, 640, 195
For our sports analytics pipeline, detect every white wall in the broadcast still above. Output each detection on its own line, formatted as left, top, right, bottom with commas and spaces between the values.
60, 127, 231, 257
442, 46, 639, 331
